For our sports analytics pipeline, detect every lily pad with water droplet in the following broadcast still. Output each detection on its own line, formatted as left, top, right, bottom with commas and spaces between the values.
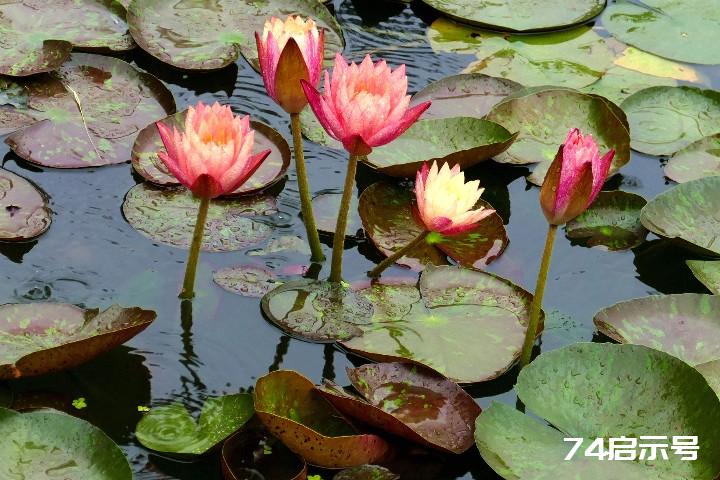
602, 0, 720, 65
0, 407, 132, 479
213, 265, 285, 298
565, 191, 648, 251
340, 266, 542, 384
254, 370, 390, 469
0, 168, 51, 242
364, 117, 516, 177
0, 0, 134, 77
475, 343, 720, 480
261, 280, 373, 343
135, 394, 254, 457
0, 303, 155, 380
122, 183, 277, 252
359, 182, 507, 271
687, 260, 720, 295
312, 192, 362, 238
640, 176, 720, 256
664, 134, 720, 183
127, 0, 344, 71
317, 362, 481, 454
2, 53, 176, 168
621, 86, 720, 156
132, 110, 290, 195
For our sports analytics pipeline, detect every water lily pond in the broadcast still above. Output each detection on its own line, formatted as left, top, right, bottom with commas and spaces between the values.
1, 1, 719, 479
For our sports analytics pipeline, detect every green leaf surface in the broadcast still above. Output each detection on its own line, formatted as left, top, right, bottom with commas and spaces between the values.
687, 260, 720, 295
664, 134, 720, 183
581, 66, 678, 105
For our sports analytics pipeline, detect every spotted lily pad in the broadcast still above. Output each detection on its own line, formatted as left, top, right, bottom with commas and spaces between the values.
475, 343, 720, 480
122, 183, 277, 252
0, 407, 132, 479
254, 370, 390, 469
364, 118, 516, 177
0, 168, 51, 241
602, 0, 720, 65
428, 19, 614, 89
136, 394, 254, 456
687, 260, 720, 295
214, 265, 285, 298
359, 182, 507, 270
0, 303, 155, 380
410, 74, 521, 121
640, 176, 720, 256
127, 0, 344, 71
312, 192, 362, 238
3, 53, 176, 168
340, 266, 542, 384
260, 280, 373, 343
565, 191, 648, 251
621, 86, 720, 156
132, 110, 289, 195
581, 66, 678, 105
333, 465, 399, 480
0, 0, 134, 77
317, 362, 481, 454
664, 134, 720, 183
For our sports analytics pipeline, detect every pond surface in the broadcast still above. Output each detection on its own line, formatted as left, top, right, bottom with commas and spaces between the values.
1, 1, 719, 479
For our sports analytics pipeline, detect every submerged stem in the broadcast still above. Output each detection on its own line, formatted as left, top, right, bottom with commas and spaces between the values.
519, 223, 558, 368
368, 230, 429, 278
329, 154, 359, 283
290, 113, 325, 263
179, 196, 210, 299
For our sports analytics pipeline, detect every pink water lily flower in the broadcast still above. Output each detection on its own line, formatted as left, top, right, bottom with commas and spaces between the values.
256, 16, 324, 114
540, 128, 615, 225
301, 54, 431, 156
414, 161, 495, 235
156, 102, 271, 199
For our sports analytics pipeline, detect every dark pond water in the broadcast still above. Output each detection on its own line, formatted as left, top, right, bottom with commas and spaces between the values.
2, 1, 719, 479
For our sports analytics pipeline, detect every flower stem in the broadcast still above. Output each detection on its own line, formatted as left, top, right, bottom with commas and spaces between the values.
368, 230, 429, 278
519, 223, 558, 368
329, 154, 359, 283
179, 196, 210, 299
290, 112, 325, 263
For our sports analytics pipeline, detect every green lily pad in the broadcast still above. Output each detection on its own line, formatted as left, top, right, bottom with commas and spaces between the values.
664, 134, 720, 183
3, 53, 176, 168
0, 303, 155, 380
0, 0, 134, 77
364, 117, 516, 177
213, 265, 285, 298
565, 191, 648, 251
687, 260, 720, 295
260, 279, 373, 343
421, 0, 605, 32
127, 0, 344, 71
640, 176, 720, 256
317, 362, 481, 454
312, 192, 362, 238
475, 343, 720, 480
0, 407, 132, 479
122, 183, 277, 252
602, 0, 720, 65
410, 74, 521, 121
136, 394, 254, 456
340, 265, 542, 384
696, 360, 720, 398
254, 370, 390, 469
359, 182, 507, 271
132, 110, 289, 196
621, 86, 720, 156
581, 66, 678, 105
0, 168, 52, 241
428, 19, 614, 89
334, 465, 399, 480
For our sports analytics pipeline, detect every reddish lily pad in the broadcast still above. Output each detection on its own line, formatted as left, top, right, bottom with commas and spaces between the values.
213, 265, 285, 298
0, 303, 155, 380
0, 168, 52, 241
0, 0, 134, 77
260, 280, 373, 343
3, 53, 176, 168
333, 466, 399, 480
312, 192, 362, 238
665, 134, 720, 183
594, 294, 720, 366
132, 110, 289, 195
254, 370, 390, 469
341, 266, 542, 384
364, 118, 516, 177
317, 362, 480, 454
122, 183, 277, 252
687, 260, 720, 295
359, 182, 507, 271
